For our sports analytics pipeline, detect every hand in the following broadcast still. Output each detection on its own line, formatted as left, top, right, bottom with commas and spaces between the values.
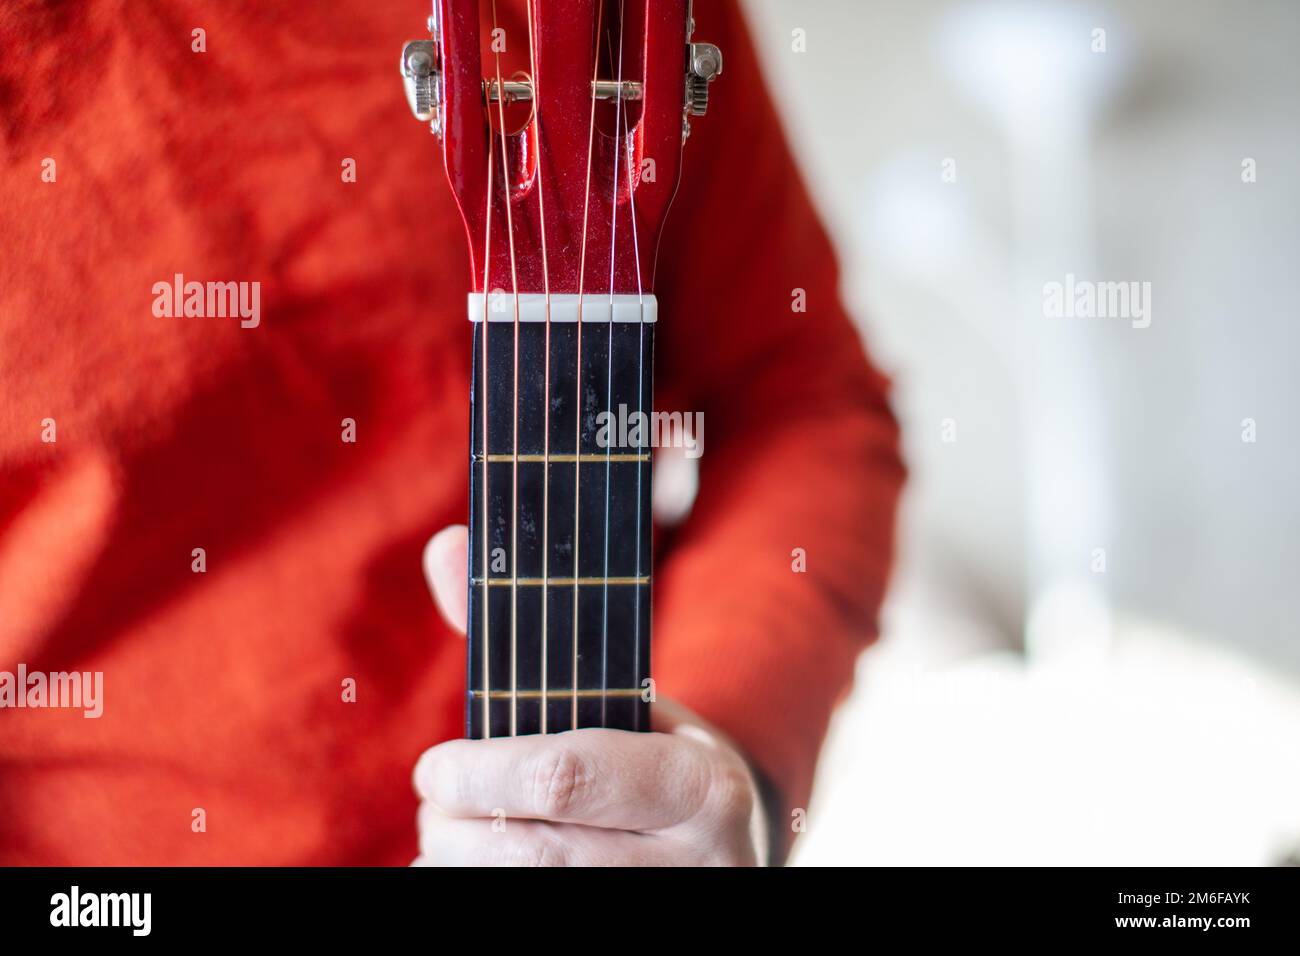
412, 525, 767, 866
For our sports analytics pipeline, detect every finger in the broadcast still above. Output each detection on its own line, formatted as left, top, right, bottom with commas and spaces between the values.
417, 802, 679, 866
414, 729, 715, 831
649, 697, 695, 734
651, 698, 770, 865
651, 697, 742, 753
422, 525, 468, 634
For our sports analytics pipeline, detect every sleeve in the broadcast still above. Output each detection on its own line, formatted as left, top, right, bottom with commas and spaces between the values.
651, 1, 906, 860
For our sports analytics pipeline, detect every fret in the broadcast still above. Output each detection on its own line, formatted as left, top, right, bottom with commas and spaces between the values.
471, 577, 651, 587
469, 689, 645, 700
469, 462, 650, 580
472, 453, 650, 463
467, 313, 653, 738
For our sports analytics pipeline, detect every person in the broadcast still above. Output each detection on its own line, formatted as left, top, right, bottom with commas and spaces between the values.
0, 0, 902, 865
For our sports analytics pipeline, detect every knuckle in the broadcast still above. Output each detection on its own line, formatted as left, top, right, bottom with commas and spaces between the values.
703, 759, 755, 824
530, 747, 589, 818
669, 755, 714, 819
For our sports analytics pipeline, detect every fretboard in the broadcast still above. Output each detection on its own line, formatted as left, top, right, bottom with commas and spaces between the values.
466, 297, 655, 738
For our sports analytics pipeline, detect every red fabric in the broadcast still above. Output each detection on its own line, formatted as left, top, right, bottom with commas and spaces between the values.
0, 1, 902, 864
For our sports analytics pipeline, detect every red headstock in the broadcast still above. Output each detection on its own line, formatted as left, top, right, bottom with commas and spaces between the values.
401, 1, 721, 296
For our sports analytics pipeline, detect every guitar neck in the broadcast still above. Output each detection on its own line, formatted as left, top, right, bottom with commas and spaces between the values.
401, 0, 722, 738
467, 293, 656, 737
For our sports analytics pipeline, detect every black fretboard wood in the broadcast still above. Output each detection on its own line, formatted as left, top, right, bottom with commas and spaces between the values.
467, 317, 653, 737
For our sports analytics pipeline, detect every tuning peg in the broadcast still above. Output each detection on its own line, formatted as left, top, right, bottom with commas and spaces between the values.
400, 39, 441, 135
682, 42, 722, 141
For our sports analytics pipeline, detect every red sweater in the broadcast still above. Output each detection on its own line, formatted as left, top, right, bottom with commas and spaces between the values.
0, 1, 902, 864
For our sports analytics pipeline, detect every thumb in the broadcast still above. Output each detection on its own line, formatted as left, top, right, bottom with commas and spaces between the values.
422, 525, 468, 635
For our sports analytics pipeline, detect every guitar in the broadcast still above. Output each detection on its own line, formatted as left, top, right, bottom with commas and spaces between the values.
400, 2, 721, 739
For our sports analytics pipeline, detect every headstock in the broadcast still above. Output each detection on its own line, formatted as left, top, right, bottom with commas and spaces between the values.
400, 1, 721, 296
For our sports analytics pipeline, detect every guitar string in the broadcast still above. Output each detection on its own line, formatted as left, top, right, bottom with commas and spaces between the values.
479, 116, 495, 740
489, 0, 522, 738
600, 0, 627, 728
524, 0, 552, 735
618, 83, 646, 733
476, 5, 651, 734
573, 0, 605, 731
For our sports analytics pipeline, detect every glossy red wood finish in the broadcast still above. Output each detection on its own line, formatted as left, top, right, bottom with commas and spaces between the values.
436, 0, 689, 296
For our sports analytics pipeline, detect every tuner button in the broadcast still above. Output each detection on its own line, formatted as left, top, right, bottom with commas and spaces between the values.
400, 40, 441, 134
690, 43, 723, 82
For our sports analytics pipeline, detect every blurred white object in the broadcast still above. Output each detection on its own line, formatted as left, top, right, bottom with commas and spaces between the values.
936, 1, 1131, 133
939, 1, 1136, 659
652, 447, 698, 526
794, 617, 1300, 865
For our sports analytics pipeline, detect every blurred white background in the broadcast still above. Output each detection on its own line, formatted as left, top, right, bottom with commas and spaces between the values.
740, 0, 1300, 865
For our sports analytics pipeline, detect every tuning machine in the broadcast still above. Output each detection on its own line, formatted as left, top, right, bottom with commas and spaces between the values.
400, 14, 442, 135
403, 6, 721, 144
682, 11, 722, 141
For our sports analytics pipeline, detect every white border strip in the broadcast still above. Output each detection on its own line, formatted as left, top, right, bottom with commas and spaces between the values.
468, 292, 656, 323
